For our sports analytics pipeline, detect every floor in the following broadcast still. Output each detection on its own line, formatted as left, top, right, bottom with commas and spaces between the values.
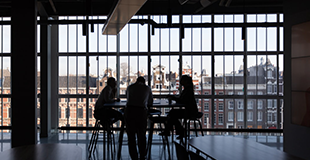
0, 131, 283, 160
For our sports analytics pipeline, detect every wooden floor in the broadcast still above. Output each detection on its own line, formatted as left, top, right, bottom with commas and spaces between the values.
0, 143, 82, 160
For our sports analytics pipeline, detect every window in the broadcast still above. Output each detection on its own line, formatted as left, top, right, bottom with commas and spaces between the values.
204, 102, 209, 111
228, 101, 234, 109
204, 91, 209, 95
267, 112, 273, 122
219, 92, 224, 95
218, 114, 223, 124
218, 103, 223, 111
267, 70, 272, 78
78, 108, 83, 118
65, 108, 70, 118
237, 112, 243, 121
204, 113, 209, 125
228, 91, 233, 95
258, 111, 263, 121
88, 108, 93, 118
100, 82, 102, 86
257, 91, 263, 95
267, 84, 272, 94
237, 92, 243, 95
228, 112, 233, 121
267, 99, 272, 108
247, 111, 253, 121
274, 85, 277, 93
273, 99, 277, 108
247, 92, 253, 95
237, 101, 243, 109
258, 100, 263, 109
214, 103, 217, 111
247, 101, 253, 109
214, 114, 216, 125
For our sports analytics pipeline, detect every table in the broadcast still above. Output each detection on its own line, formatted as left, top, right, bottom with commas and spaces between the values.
0, 144, 82, 160
104, 99, 185, 160
188, 136, 302, 160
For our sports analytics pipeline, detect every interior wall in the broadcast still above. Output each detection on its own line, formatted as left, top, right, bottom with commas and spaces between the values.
284, 0, 310, 159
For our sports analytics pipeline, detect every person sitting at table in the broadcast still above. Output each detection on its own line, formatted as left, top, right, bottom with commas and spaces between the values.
159, 75, 198, 139
94, 77, 123, 123
125, 76, 153, 160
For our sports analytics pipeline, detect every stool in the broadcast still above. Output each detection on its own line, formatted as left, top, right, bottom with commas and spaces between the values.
88, 118, 116, 160
182, 112, 204, 147
147, 116, 171, 160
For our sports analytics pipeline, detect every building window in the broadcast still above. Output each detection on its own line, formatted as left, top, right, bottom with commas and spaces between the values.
237, 112, 243, 121
214, 103, 217, 111
228, 112, 233, 121
274, 85, 277, 93
204, 113, 209, 125
218, 92, 224, 95
218, 114, 223, 124
228, 91, 233, 95
204, 91, 209, 95
258, 111, 263, 121
204, 102, 209, 111
213, 114, 216, 125
65, 108, 70, 118
267, 84, 272, 94
258, 100, 263, 109
237, 101, 243, 109
273, 99, 277, 108
237, 92, 243, 95
267, 112, 272, 122
247, 101, 253, 109
257, 91, 263, 95
247, 111, 253, 121
78, 108, 83, 118
267, 99, 272, 108
88, 108, 93, 118
100, 82, 103, 86
267, 70, 272, 78
218, 103, 223, 111
247, 92, 253, 95
228, 101, 234, 109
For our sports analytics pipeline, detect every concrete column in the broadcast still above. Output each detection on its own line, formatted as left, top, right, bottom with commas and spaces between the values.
11, 0, 38, 147
50, 17, 59, 131
40, 16, 51, 137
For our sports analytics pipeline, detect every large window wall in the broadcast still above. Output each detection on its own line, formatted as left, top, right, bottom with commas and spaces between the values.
57, 14, 284, 130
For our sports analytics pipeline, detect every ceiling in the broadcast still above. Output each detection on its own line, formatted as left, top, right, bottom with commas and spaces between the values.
0, 0, 283, 17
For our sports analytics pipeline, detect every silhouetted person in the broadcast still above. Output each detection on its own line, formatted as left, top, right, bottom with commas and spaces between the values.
160, 75, 198, 139
125, 76, 153, 160
94, 77, 122, 124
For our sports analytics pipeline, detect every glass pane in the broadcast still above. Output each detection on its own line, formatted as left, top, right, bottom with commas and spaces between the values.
170, 28, 179, 52
214, 28, 223, 52
161, 28, 169, 52
3, 57, 10, 94
202, 28, 211, 52
130, 23, 138, 52
192, 28, 201, 52
215, 55, 224, 91
139, 23, 148, 52
267, 27, 277, 51
182, 28, 192, 52
59, 57, 67, 94
247, 27, 257, 51
225, 28, 233, 51
69, 24, 77, 52
59, 25, 68, 52
3, 25, 10, 53
192, 56, 201, 94
88, 23, 97, 52
77, 24, 86, 52
202, 56, 211, 93
234, 56, 243, 95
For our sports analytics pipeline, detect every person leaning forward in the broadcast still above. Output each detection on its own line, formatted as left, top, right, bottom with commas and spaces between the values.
125, 76, 153, 160
94, 77, 123, 125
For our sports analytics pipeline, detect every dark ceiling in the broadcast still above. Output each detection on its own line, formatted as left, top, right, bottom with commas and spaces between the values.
0, 0, 283, 17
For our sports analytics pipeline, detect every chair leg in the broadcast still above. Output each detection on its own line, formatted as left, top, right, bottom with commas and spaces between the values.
198, 119, 204, 136
194, 120, 198, 137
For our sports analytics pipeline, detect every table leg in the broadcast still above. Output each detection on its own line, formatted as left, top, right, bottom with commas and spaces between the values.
147, 122, 154, 160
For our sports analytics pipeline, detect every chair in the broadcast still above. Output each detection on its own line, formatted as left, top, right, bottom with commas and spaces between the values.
88, 114, 117, 160
188, 151, 206, 160
146, 110, 172, 160
185, 112, 204, 138
174, 141, 189, 160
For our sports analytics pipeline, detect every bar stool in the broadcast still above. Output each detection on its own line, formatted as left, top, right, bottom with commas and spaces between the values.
88, 117, 116, 160
146, 110, 171, 160
183, 112, 204, 146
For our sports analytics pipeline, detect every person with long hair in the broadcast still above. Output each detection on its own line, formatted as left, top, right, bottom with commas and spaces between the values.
159, 75, 198, 139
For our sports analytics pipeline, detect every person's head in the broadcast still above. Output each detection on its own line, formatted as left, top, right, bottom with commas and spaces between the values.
136, 76, 145, 84
180, 75, 193, 88
107, 77, 116, 88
